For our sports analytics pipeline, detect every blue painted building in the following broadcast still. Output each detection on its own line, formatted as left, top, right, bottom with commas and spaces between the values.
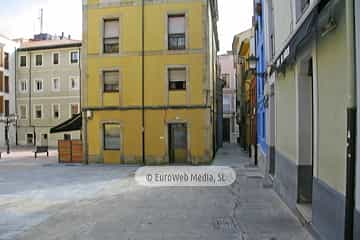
254, 0, 267, 156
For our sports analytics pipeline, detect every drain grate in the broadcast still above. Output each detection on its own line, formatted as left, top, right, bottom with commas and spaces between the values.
213, 217, 240, 233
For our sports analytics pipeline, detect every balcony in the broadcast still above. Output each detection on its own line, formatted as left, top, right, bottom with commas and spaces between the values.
168, 33, 186, 50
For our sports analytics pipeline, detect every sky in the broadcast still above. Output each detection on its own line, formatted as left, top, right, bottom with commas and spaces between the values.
0, 0, 252, 53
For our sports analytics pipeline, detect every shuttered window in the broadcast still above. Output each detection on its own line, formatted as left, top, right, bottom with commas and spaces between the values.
168, 68, 186, 90
103, 70, 119, 92
168, 15, 186, 50
0, 71, 3, 92
103, 123, 121, 150
0, 96, 3, 113
103, 19, 119, 53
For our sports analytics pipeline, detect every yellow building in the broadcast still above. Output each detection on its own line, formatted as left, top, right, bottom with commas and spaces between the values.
82, 0, 219, 164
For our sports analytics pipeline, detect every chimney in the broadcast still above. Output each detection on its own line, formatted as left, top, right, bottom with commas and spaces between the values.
61, 32, 64, 40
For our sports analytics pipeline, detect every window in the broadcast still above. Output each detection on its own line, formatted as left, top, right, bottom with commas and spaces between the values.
0, 48, 3, 67
26, 133, 33, 144
53, 104, 60, 119
4, 100, 9, 116
70, 103, 79, 117
52, 78, 60, 91
301, 0, 310, 12
168, 68, 186, 90
20, 56, 27, 67
69, 76, 79, 90
103, 19, 119, 54
19, 105, 27, 120
53, 53, 59, 65
34, 80, 43, 92
35, 54, 43, 66
296, 0, 311, 20
4, 76, 9, 93
0, 72, 3, 92
4, 52, 9, 70
70, 51, 79, 64
222, 74, 230, 88
223, 95, 232, 113
34, 105, 42, 119
103, 70, 119, 92
103, 123, 121, 150
168, 14, 186, 50
0, 96, 2, 113
20, 80, 27, 92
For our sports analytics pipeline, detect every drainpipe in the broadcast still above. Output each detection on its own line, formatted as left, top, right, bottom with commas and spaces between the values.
344, 0, 356, 239
14, 47, 18, 145
141, 0, 146, 165
78, 47, 82, 141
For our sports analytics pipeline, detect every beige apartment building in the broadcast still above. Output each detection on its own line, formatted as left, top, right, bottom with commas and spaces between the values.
16, 38, 82, 147
0, 35, 18, 150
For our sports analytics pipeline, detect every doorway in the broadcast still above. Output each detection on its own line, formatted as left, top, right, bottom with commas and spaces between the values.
168, 123, 187, 164
223, 118, 230, 143
41, 134, 48, 146
26, 133, 34, 145
297, 56, 315, 221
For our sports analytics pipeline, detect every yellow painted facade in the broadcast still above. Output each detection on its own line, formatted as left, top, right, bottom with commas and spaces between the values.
82, 0, 219, 164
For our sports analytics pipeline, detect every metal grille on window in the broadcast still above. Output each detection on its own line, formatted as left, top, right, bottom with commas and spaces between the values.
104, 19, 119, 53
169, 68, 186, 90
103, 71, 119, 92
168, 15, 186, 50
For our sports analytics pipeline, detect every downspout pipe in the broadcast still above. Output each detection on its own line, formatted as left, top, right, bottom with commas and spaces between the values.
14, 47, 18, 145
344, 0, 356, 239
141, 0, 145, 165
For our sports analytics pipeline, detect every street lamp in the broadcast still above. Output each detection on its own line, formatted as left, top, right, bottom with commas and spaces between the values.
247, 55, 258, 72
0, 114, 18, 154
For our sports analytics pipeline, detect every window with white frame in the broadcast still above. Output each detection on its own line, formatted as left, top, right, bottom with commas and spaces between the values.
168, 14, 186, 50
70, 51, 79, 64
295, 0, 311, 20
20, 80, 27, 92
70, 103, 79, 117
34, 105, 42, 119
103, 70, 119, 92
53, 104, 60, 119
53, 53, 60, 65
20, 55, 27, 67
35, 54, 43, 66
168, 67, 186, 90
52, 78, 60, 91
69, 76, 79, 90
223, 95, 232, 113
34, 80, 43, 92
19, 105, 27, 120
103, 123, 121, 150
103, 19, 119, 54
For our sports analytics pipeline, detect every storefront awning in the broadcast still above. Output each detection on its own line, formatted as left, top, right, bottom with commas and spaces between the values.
273, 6, 319, 71
50, 114, 82, 134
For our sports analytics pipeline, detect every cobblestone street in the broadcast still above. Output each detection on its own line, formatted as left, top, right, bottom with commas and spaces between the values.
0, 145, 314, 240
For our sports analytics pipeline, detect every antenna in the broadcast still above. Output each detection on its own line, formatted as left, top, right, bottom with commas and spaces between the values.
39, 8, 43, 34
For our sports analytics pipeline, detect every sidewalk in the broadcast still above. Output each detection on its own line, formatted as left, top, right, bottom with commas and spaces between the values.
214, 144, 315, 240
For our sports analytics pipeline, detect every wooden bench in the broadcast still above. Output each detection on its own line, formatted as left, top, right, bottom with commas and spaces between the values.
34, 146, 49, 158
